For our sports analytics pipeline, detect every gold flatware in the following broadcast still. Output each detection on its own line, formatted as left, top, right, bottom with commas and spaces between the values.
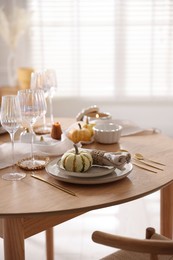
133, 158, 163, 171
132, 162, 157, 173
31, 174, 77, 197
134, 153, 166, 166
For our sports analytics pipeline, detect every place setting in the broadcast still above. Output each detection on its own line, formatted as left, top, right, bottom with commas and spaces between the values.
45, 144, 133, 185
0, 96, 164, 187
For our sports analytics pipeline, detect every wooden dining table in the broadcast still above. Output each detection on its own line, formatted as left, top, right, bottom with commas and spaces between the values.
0, 117, 173, 260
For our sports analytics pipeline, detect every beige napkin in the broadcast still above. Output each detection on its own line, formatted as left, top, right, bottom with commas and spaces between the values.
90, 149, 131, 170
0, 133, 77, 169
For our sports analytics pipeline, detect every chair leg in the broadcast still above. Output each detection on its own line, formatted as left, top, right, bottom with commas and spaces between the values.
46, 228, 54, 260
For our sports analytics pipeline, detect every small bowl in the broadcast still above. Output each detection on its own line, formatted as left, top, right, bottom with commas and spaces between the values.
93, 123, 122, 144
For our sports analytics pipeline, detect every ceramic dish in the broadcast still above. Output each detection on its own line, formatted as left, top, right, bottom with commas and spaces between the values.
46, 158, 133, 185
93, 123, 122, 144
98, 119, 150, 137
57, 159, 115, 178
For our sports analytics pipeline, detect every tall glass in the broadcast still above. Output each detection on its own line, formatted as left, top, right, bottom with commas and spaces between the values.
43, 69, 58, 125
18, 89, 47, 169
30, 71, 50, 134
0, 95, 26, 180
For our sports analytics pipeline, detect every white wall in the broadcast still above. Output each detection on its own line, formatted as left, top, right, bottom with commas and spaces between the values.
50, 97, 173, 137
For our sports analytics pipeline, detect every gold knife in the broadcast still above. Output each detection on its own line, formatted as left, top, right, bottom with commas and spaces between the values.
132, 162, 157, 173
133, 158, 163, 171
31, 174, 77, 197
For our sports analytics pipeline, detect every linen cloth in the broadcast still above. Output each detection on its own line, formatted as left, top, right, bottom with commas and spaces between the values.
0, 133, 75, 169
90, 149, 131, 170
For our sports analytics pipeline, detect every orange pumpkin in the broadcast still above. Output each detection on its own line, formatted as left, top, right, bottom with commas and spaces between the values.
68, 123, 91, 143
83, 117, 95, 136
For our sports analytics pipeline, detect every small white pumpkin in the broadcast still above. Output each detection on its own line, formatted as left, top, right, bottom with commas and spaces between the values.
61, 144, 93, 172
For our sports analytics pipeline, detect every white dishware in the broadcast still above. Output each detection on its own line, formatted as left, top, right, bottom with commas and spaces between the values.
18, 89, 47, 170
0, 95, 26, 180
93, 123, 122, 144
57, 159, 115, 178
46, 158, 132, 185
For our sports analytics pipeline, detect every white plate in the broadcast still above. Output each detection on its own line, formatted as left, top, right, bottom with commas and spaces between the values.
46, 158, 133, 185
57, 159, 115, 178
121, 125, 144, 136
104, 119, 144, 137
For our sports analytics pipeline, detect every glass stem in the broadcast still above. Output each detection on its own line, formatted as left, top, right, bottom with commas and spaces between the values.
49, 96, 54, 124
9, 132, 15, 174
30, 125, 35, 163
43, 114, 47, 128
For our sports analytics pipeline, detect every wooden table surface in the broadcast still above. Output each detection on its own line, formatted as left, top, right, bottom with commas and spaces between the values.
0, 117, 173, 260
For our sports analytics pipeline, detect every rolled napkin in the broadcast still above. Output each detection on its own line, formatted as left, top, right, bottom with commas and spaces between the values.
90, 149, 131, 170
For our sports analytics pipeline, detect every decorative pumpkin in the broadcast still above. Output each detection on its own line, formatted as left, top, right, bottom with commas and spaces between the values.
68, 123, 91, 143
83, 117, 95, 136
61, 144, 93, 172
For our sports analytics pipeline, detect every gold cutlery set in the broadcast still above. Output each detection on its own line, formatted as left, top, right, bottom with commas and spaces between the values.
132, 153, 165, 173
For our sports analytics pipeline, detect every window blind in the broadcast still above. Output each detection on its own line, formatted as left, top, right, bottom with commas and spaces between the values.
27, 0, 173, 98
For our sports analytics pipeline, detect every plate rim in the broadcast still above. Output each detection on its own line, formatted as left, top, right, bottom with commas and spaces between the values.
46, 158, 133, 185
57, 159, 116, 178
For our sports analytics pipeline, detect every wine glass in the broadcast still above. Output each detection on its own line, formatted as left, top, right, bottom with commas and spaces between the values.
0, 95, 26, 180
30, 71, 50, 134
18, 89, 47, 170
43, 69, 58, 125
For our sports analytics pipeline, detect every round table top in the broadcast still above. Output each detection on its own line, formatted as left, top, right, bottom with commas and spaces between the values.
0, 118, 172, 217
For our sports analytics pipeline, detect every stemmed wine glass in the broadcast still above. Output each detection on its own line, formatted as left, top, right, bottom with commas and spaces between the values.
18, 89, 47, 170
43, 69, 58, 125
30, 71, 50, 134
0, 95, 26, 180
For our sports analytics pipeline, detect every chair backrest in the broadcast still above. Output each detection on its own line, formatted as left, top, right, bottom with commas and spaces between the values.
92, 227, 173, 260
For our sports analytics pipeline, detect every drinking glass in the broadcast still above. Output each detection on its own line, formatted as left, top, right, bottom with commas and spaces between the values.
30, 71, 50, 134
18, 89, 47, 169
43, 69, 58, 125
0, 95, 26, 180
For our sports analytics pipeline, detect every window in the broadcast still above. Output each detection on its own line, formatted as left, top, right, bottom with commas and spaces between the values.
27, 0, 173, 98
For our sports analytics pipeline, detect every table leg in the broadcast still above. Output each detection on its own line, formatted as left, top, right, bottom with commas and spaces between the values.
46, 227, 54, 260
3, 218, 25, 260
160, 182, 173, 239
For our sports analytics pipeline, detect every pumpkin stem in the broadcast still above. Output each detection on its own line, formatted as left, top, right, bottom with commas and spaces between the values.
74, 144, 79, 154
78, 123, 82, 129
86, 117, 89, 124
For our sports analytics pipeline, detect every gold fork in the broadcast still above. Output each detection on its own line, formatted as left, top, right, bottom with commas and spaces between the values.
31, 174, 77, 197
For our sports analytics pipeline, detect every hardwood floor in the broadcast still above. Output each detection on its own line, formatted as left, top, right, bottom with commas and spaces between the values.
0, 191, 160, 260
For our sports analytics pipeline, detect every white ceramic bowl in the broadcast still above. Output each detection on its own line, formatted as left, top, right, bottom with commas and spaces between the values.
93, 123, 122, 144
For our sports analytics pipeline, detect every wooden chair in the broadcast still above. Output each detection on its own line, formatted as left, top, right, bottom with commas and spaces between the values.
92, 227, 173, 260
